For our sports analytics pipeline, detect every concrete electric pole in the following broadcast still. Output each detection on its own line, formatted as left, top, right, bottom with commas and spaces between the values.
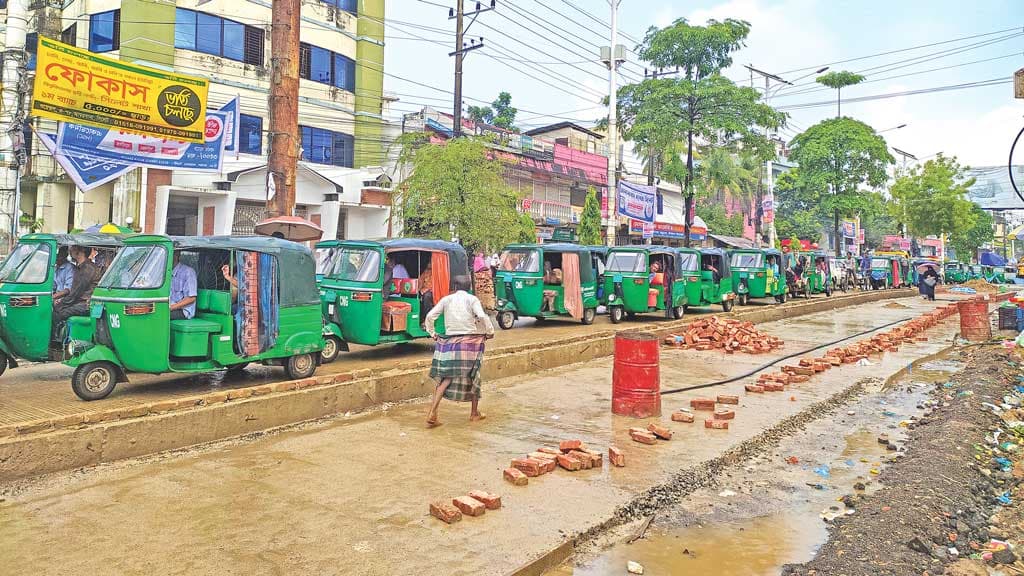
267, 0, 301, 217
1, 0, 29, 249
602, 0, 624, 247
449, 0, 492, 138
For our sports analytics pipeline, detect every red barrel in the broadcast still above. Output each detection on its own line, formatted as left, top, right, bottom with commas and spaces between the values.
612, 332, 661, 418
957, 298, 991, 342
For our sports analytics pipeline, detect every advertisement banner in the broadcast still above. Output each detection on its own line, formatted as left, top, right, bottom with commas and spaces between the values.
761, 194, 775, 223
628, 221, 704, 240
54, 110, 229, 172
616, 181, 656, 223
841, 219, 856, 238
37, 132, 138, 191
219, 97, 239, 153
32, 37, 210, 142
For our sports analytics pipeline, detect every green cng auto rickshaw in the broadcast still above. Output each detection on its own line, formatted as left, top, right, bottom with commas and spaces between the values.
685, 248, 736, 311
968, 265, 984, 281
869, 256, 902, 289
319, 238, 470, 359
314, 240, 341, 284
983, 265, 1005, 284
729, 248, 787, 305
64, 235, 324, 400
494, 243, 600, 329
603, 246, 688, 323
805, 251, 833, 296
944, 261, 967, 283
588, 246, 609, 303
0, 233, 124, 377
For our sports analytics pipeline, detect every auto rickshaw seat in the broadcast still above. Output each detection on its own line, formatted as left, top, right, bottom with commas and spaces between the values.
170, 319, 222, 334
169, 318, 222, 358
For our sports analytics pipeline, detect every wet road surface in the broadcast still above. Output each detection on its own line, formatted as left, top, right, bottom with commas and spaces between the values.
0, 297, 957, 576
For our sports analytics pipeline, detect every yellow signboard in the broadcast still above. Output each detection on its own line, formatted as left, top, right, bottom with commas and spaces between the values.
31, 36, 209, 143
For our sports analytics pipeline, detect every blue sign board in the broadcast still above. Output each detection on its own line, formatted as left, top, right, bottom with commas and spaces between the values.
617, 181, 656, 223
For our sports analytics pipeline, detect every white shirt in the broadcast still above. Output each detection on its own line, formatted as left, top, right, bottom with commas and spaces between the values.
424, 290, 495, 338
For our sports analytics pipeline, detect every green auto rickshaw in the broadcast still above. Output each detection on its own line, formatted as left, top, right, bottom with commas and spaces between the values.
494, 243, 600, 329
588, 246, 609, 303
968, 264, 984, 281
944, 261, 967, 283
729, 248, 787, 305
983, 265, 1005, 284
868, 256, 902, 289
319, 238, 470, 360
603, 246, 688, 323
64, 235, 324, 400
805, 251, 833, 296
0, 233, 124, 377
684, 248, 736, 311
314, 240, 342, 285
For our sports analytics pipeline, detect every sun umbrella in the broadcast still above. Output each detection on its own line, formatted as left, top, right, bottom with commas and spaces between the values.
915, 262, 939, 273
253, 215, 323, 242
84, 223, 133, 234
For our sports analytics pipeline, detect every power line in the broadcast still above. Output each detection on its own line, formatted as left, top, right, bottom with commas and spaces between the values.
775, 77, 1011, 111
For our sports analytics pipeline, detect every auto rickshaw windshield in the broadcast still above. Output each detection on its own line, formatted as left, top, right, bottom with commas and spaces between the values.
315, 246, 338, 275
330, 247, 381, 282
499, 249, 540, 273
0, 243, 50, 284
679, 252, 699, 272
870, 258, 889, 268
730, 252, 762, 269
606, 252, 647, 273
99, 245, 166, 289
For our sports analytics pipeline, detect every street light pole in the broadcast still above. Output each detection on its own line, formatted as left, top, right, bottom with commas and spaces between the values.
603, 0, 622, 247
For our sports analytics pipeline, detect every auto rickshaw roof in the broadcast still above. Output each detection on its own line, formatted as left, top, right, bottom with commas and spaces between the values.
610, 245, 680, 256
764, 249, 783, 257
19, 232, 125, 248
337, 237, 468, 256
165, 235, 315, 256
699, 247, 729, 257
586, 245, 609, 256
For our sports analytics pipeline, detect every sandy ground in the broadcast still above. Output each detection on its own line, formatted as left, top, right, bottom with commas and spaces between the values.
0, 297, 953, 576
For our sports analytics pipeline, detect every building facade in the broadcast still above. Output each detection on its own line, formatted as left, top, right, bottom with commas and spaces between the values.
3, 0, 393, 241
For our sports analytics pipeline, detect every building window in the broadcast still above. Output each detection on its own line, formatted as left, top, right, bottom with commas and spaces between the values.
25, 33, 37, 70
175, 8, 265, 66
89, 10, 120, 53
61, 23, 77, 47
300, 125, 353, 167
321, 0, 357, 14
239, 114, 263, 155
299, 43, 355, 92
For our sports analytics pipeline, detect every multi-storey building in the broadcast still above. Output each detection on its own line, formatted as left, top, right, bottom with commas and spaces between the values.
2, 0, 393, 241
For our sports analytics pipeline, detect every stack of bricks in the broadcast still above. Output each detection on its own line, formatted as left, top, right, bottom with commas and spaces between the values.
630, 423, 674, 444
674, 396, 737, 430
505, 440, 605, 481
664, 317, 784, 354
430, 490, 503, 524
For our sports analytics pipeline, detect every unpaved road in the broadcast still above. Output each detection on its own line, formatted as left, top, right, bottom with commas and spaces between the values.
0, 297, 955, 576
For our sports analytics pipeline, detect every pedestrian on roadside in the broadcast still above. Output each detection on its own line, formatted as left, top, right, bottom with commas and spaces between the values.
424, 275, 495, 427
920, 265, 939, 301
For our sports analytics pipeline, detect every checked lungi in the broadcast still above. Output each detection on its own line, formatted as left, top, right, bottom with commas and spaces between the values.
430, 334, 487, 402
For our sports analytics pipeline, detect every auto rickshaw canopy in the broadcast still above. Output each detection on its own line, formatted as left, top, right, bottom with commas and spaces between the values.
502, 243, 596, 284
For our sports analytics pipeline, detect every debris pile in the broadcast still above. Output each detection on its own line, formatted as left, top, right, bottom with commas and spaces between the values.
962, 278, 1000, 293
664, 317, 784, 354
504, 440, 613, 487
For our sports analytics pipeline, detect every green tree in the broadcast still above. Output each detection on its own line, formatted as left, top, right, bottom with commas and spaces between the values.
577, 186, 603, 245
787, 117, 893, 254
395, 134, 525, 253
889, 154, 977, 239
695, 202, 744, 237
516, 212, 537, 244
466, 92, 518, 131
466, 104, 493, 126
772, 170, 828, 242
618, 17, 782, 246
949, 203, 993, 262
815, 70, 865, 117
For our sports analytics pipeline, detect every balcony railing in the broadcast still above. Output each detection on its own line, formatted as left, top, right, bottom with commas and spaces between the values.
527, 199, 572, 225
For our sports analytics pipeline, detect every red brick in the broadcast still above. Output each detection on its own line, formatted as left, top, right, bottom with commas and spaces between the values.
745, 384, 764, 393
608, 446, 626, 467
557, 454, 583, 471
503, 467, 529, 486
578, 448, 604, 467
690, 398, 716, 411
569, 450, 594, 469
452, 496, 486, 517
528, 451, 557, 462
717, 395, 740, 405
559, 439, 583, 452
704, 419, 730, 430
631, 431, 658, 445
713, 409, 735, 420
511, 458, 542, 477
671, 411, 695, 423
333, 373, 354, 384
468, 490, 501, 510
790, 374, 810, 383
538, 458, 557, 474
763, 383, 785, 392
430, 501, 463, 524
647, 423, 673, 440
536, 447, 562, 456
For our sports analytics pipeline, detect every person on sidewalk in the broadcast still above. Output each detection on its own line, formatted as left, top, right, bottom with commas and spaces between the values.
920, 266, 939, 301
423, 275, 495, 427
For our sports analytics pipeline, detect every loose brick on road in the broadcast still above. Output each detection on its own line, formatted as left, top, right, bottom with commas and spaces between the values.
630, 430, 658, 445
430, 501, 463, 524
468, 491, 501, 510
557, 454, 583, 471
714, 409, 736, 420
536, 447, 561, 456
569, 451, 594, 469
705, 419, 730, 429
647, 423, 673, 440
690, 398, 716, 411
503, 467, 528, 486
717, 395, 739, 405
671, 411, 695, 423
745, 384, 765, 393
452, 496, 486, 517
559, 440, 582, 452
511, 458, 542, 477
608, 446, 626, 467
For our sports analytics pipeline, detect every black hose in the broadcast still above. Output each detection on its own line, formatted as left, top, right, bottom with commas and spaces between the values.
661, 316, 916, 395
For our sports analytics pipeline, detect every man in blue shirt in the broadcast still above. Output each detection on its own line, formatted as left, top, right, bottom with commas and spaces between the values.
52, 246, 75, 304
169, 252, 197, 320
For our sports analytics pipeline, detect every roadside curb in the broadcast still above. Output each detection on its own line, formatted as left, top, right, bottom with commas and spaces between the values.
0, 288, 915, 482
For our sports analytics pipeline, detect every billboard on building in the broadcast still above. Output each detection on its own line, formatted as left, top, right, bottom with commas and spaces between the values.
617, 181, 656, 223
37, 132, 138, 191
31, 37, 210, 142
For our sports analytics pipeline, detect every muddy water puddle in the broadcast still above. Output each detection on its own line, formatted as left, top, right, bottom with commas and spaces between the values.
548, 350, 959, 576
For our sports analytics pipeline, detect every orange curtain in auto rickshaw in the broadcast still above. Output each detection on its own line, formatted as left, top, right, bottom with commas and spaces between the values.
562, 252, 583, 320
431, 251, 450, 301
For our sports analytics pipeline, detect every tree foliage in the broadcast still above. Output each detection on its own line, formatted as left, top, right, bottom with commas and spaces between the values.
577, 186, 603, 245
467, 91, 518, 131
815, 70, 865, 90
787, 117, 893, 252
889, 154, 977, 238
395, 134, 528, 253
695, 202, 744, 237
618, 17, 783, 245
948, 203, 993, 262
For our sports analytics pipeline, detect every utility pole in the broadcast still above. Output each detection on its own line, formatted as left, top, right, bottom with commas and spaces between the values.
744, 65, 792, 251
267, 0, 300, 217
1, 0, 29, 249
602, 0, 624, 247
449, 1, 492, 138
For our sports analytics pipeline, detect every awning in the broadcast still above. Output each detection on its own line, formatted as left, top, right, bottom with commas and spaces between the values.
1007, 224, 1024, 240
708, 233, 757, 249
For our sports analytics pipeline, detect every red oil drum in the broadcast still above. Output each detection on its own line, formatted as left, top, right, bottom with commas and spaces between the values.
612, 332, 661, 418
957, 298, 991, 342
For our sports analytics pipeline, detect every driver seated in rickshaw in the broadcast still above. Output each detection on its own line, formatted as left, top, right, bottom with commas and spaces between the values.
52, 246, 75, 305
541, 259, 563, 312
169, 251, 198, 320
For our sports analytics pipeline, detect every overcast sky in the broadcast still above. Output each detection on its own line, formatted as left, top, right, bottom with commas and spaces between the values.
382, 0, 1023, 169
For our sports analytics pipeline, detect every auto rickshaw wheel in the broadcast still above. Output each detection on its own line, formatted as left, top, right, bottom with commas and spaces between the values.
722, 298, 735, 312
626, 311, 637, 320
285, 353, 317, 380
582, 308, 596, 325
497, 311, 516, 330
321, 336, 341, 363
671, 305, 685, 320
71, 361, 118, 401
609, 306, 624, 324
738, 293, 748, 306
226, 362, 250, 375
0, 351, 7, 377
